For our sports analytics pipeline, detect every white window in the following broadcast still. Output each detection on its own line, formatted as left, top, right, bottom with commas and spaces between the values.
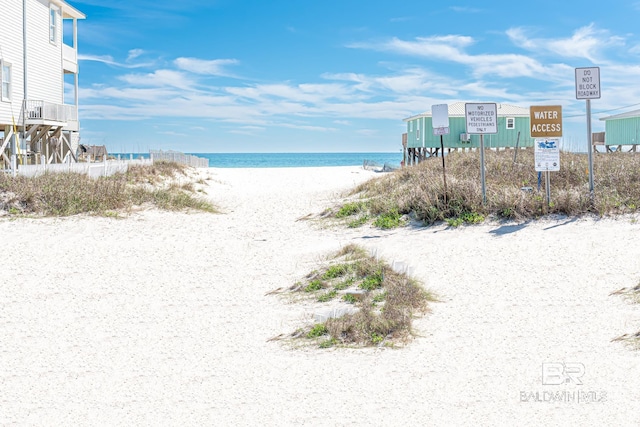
506, 117, 515, 129
50, 6, 58, 44
1, 61, 10, 102
416, 119, 420, 139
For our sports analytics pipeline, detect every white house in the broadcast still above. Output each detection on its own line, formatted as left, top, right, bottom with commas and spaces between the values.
0, 0, 84, 170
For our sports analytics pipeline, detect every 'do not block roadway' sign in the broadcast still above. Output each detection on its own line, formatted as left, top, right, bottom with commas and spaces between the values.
575, 67, 601, 100
530, 105, 563, 138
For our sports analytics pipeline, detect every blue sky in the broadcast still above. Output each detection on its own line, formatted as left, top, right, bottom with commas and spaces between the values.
68, 0, 640, 153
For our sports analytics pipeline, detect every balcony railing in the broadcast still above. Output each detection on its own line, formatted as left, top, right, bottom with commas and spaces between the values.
63, 44, 78, 73
24, 100, 77, 124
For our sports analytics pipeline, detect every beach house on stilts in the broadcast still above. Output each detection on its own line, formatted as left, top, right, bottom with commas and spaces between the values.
0, 0, 84, 173
402, 102, 534, 165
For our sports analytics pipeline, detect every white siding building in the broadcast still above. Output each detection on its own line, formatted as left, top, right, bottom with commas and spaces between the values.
0, 0, 84, 170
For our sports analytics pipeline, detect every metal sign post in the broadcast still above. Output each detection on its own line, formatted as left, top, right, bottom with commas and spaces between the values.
575, 67, 600, 195
480, 134, 486, 203
465, 103, 498, 204
432, 104, 450, 203
530, 105, 563, 209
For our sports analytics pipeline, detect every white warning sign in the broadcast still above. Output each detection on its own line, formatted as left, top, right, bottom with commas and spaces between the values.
465, 103, 497, 134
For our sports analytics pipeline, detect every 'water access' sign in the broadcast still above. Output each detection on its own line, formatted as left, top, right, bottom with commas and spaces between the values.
465, 103, 497, 134
530, 105, 563, 138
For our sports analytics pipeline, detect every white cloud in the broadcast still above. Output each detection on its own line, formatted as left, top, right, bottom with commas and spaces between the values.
506, 24, 625, 63
79, 53, 155, 68
280, 123, 337, 132
127, 49, 144, 61
348, 35, 558, 80
174, 58, 240, 76
450, 6, 481, 13
118, 69, 196, 90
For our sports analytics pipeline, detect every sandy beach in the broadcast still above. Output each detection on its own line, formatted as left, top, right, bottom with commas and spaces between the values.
1, 165, 640, 426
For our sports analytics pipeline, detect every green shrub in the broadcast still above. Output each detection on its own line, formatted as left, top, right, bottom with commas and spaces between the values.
317, 290, 337, 302
307, 324, 328, 338
360, 270, 383, 291
304, 279, 325, 292
373, 209, 404, 229
336, 201, 366, 218
322, 264, 351, 280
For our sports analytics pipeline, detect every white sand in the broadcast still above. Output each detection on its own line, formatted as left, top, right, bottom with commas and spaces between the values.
1, 165, 640, 426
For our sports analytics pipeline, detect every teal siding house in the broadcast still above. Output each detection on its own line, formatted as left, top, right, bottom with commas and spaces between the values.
403, 102, 534, 153
599, 110, 640, 151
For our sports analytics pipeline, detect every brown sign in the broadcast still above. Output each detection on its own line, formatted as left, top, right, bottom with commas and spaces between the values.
530, 105, 563, 137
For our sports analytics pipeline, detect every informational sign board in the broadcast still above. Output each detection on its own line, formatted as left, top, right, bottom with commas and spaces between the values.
465, 103, 497, 134
535, 138, 560, 172
530, 105, 563, 138
575, 67, 601, 100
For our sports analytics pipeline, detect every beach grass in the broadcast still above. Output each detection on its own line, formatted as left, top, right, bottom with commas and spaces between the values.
610, 281, 640, 350
0, 161, 217, 216
282, 243, 435, 348
334, 150, 640, 227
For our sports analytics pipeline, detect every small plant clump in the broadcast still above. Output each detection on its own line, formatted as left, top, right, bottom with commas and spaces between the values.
305, 279, 325, 292
281, 244, 435, 348
336, 201, 367, 218
317, 290, 338, 302
307, 324, 328, 338
610, 281, 640, 350
373, 209, 405, 229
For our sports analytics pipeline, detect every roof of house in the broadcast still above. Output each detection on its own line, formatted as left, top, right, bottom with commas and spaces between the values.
599, 109, 640, 121
52, 0, 86, 19
403, 101, 530, 121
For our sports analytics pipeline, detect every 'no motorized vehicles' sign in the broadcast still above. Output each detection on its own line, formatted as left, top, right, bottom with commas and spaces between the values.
465, 103, 497, 134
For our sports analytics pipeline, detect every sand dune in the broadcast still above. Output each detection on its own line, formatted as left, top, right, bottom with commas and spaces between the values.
1, 165, 639, 426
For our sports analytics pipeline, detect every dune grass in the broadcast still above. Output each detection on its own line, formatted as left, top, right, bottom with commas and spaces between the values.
0, 161, 217, 217
332, 149, 640, 228
283, 244, 435, 348
610, 281, 640, 350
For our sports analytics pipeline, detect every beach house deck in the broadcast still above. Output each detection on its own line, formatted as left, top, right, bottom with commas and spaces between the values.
0, 0, 84, 172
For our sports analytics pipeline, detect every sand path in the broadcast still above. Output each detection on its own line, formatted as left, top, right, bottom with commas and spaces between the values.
1, 166, 639, 426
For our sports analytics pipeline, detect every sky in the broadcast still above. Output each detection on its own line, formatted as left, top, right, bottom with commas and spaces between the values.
66, 0, 640, 153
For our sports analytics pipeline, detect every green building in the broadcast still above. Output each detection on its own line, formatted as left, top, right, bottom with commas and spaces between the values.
599, 110, 640, 151
402, 102, 535, 157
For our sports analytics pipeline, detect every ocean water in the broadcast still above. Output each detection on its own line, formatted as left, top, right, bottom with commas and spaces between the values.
114, 152, 403, 168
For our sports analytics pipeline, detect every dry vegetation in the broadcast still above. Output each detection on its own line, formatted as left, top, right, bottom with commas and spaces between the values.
0, 161, 217, 217
611, 282, 640, 350
332, 150, 640, 228
271, 244, 436, 348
